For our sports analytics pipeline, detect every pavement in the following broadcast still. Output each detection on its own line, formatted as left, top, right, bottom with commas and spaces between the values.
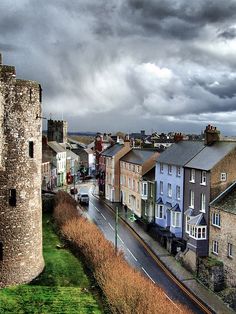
95, 195, 234, 314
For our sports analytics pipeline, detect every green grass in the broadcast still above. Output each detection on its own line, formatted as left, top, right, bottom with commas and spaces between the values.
0, 214, 103, 314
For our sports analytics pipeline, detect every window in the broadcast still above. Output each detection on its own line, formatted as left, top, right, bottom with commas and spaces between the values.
185, 216, 191, 233
150, 183, 153, 197
228, 243, 233, 258
156, 204, 164, 219
176, 186, 180, 200
0, 242, 3, 261
176, 166, 181, 177
29, 141, 34, 158
168, 183, 172, 197
220, 173, 227, 182
212, 240, 219, 255
190, 169, 195, 182
200, 193, 206, 212
128, 178, 131, 188
212, 212, 221, 227
201, 171, 207, 185
160, 181, 163, 194
190, 226, 207, 239
9, 189, 16, 207
142, 182, 147, 196
132, 179, 135, 190
160, 163, 164, 173
168, 164, 172, 175
190, 190, 194, 208
171, 212, 181, 227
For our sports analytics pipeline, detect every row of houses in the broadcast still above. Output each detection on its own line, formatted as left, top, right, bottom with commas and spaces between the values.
97, 125, 236, 289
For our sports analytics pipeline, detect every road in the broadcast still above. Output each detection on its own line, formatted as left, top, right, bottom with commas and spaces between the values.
77, 183, 206, 314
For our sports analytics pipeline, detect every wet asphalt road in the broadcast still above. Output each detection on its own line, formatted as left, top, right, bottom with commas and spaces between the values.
78, 188, 205, 314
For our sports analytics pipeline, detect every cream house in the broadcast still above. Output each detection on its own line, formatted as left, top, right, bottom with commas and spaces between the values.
120, 149, 160, 217
102, 140, 131, 202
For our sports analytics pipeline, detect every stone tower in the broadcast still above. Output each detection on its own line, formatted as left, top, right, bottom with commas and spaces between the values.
47, 119, 67, 143
0, 54, 44, 287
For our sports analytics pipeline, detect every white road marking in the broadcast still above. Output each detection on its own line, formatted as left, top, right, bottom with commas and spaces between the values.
141, 267, 155, 284
118, 235, 124, 244
164, 293, 182, 311
108, 223, 115, 231
101, 213, 107, 220
127, 248, 138, 261
90, 202, 100, 212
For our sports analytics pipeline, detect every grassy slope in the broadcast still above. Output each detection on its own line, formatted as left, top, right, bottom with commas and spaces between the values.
0, 215, 103, 314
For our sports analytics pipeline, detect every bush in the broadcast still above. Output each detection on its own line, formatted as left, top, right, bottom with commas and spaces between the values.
54, 192, 192, 314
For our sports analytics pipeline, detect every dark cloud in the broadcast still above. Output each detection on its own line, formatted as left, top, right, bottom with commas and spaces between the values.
1, 0, 236, 135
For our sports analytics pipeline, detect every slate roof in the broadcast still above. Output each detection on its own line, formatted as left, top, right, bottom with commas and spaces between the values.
156, 141, 204, 166
185, 141, 236, 170
66, 149, 79, 160
188, 213, 207, 226
48, 141, 66, 153
120, 149, 157, 165
101, 144, 124, 157
143, 166, 155, 180
211, 181, 236, 214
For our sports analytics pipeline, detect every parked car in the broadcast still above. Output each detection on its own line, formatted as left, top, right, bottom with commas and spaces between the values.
70, 187, 78, 195
77, 193, 89, 205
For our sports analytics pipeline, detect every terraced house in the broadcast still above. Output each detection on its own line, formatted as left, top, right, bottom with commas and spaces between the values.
120, 149, 159, 218
183, 125, 236, 271
102, 140, 131, 202
155, 136, 204, 253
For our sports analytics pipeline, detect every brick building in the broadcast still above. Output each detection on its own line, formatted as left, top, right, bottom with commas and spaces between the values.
0, 53, 44, 287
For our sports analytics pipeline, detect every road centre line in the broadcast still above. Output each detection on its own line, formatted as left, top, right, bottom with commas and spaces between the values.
127, 248, 138, 261
117, 235, 124, 244
141, 267, 156, 284
164, 293, 182, 312
90, 201, 100, 212
108, 223, 115, 231
101, 213, 107, 220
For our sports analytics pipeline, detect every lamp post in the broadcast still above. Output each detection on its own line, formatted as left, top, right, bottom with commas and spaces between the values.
115, 206, 119, 252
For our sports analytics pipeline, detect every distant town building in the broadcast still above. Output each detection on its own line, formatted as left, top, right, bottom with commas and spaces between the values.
47, 119, 67, 143
0, 53, 44, 287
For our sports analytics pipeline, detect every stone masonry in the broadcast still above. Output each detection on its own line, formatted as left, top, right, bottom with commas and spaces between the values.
0, 53, 44, 287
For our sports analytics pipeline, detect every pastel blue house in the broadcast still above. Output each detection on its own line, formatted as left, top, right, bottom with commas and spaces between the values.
155, 140, 204, 250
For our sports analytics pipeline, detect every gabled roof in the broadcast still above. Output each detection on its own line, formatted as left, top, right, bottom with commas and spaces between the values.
156, 141, 204, 166
171, 204, 181, 212
121, 149, 157, 165
66, 149, 79, 160
48, 141, 66, 153
185, 141, 236, 170
142, 166, 155, 180
188, 213, 207, 226
101, 144, 124, 157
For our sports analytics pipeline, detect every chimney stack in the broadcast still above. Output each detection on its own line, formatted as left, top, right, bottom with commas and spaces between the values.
174, 132, 183, 143
0, 53, 2, 65
204, 124, 220, 146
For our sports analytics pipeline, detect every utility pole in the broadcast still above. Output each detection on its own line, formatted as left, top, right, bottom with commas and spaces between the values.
115, 206, 119, 252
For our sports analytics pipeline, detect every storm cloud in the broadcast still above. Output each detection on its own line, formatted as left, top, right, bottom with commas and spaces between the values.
1, 0, 236, 134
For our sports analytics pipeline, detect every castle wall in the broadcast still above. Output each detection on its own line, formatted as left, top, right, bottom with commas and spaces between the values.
0, 54, 44, 287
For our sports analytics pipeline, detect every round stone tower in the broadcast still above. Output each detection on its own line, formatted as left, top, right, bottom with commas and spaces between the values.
0, 54, 44, 287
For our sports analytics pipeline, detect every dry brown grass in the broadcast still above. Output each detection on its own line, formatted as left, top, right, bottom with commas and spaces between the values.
54, 192, 193, 314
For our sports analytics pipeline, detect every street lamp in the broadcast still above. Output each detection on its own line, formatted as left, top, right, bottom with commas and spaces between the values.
115, 206, 119, 252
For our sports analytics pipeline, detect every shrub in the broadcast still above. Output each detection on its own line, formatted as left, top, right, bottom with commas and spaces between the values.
54, 192, 192, 314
